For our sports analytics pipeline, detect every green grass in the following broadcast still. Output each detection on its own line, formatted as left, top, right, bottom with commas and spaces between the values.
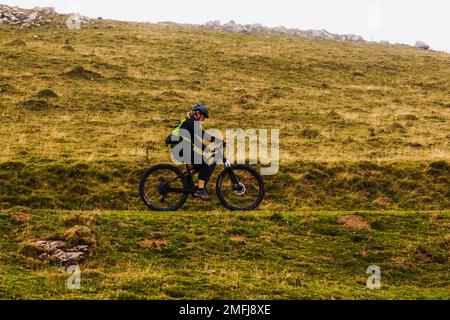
0, 160, 448, 211
0, 18, 448, 212
0, 209, 449, 300
0, 14, 449, 300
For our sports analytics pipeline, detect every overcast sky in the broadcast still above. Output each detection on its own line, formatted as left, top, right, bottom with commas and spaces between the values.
3, 0, 449, 51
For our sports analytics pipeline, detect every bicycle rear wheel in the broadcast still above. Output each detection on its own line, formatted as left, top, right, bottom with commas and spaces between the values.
139, 164, 189, 211
216, 164, 265, 211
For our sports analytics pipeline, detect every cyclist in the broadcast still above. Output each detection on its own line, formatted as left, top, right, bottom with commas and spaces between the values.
166, 104, 224, 201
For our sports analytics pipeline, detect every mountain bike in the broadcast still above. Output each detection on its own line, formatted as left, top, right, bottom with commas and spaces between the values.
139, 147, 265, 211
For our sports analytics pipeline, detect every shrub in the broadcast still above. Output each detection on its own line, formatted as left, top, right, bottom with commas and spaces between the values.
63, 66, 103, 80
36, 89, 58, 98
398, 114, 419, 121
20, 99, 56, 111
0, 84, 17, 94
6, 39, 26, 46
300, 128, 320, 139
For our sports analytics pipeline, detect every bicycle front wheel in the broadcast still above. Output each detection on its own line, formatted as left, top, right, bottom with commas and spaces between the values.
139, 164, 189, 211
216, 165, 265, 211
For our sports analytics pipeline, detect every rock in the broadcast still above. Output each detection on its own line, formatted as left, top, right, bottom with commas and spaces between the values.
249, 23, 265, 33
35, 240, 91, 265
20, 22, 32, 29
36, 240, 65, 251
27, 12, 38, 21
32, 7, 56, 15
204, 20, 221, 29
222, 20, 237, 31
52, 245, 90, 264
0, 4, 89, 29
415, 41, 430, 50
272, 26, 288, 34
343, 34, 364, 42
201, 20, 366, 43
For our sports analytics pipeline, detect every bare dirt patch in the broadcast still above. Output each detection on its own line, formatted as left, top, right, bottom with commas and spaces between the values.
140, 239, 170, 249
338, 215, 372, 231
229, 236, 247, 242
10, 212, 30, 222
259, 235, 272, 242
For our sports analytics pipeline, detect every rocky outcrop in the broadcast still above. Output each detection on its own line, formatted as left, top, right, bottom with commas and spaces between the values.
1, 4, 435, 50
0, 4, 56, 28
0, 4, 91, 29
201, 20, 365, 42
415, 41, 430, 50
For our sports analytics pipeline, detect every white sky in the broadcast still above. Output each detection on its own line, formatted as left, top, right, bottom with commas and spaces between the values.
2, 0, 449, 51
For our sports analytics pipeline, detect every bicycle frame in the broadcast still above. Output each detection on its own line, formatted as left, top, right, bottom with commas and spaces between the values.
164, 156, 240, 195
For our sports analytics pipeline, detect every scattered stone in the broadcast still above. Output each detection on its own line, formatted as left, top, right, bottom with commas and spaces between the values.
33, 34, 42, 40
415, 41, 430, 50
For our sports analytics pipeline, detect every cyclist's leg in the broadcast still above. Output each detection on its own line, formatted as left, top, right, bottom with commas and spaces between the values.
191, 151, 211, 200
192, 150, 212, 189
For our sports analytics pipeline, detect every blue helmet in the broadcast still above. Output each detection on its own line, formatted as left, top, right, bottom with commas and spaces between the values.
192, 104, 209, 118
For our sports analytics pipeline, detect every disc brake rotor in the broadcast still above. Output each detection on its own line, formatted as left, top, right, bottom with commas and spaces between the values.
234, 183, 246, 196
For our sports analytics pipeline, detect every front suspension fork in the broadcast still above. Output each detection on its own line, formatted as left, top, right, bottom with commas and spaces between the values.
224, 160, 240, 187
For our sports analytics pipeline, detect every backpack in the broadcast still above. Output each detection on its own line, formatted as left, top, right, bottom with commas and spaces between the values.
165, 118, 187, 148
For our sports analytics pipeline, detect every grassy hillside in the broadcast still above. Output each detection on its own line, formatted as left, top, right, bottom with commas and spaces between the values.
0, 160, 449, 211
1, 209, 449, 299
0, 19, 449, 211
0, 16, 449, 300
0, 21, 449, 163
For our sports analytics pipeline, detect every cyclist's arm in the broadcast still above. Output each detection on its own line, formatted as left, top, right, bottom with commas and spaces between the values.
202, 130, 226, 146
